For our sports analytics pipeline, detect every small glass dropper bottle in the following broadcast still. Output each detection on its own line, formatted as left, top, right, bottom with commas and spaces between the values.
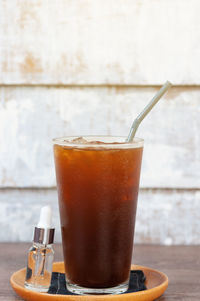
24, 206, 55, 292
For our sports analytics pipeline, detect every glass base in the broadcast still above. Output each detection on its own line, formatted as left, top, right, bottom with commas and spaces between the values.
66, 282, 129, 295
24, 282, 49, 293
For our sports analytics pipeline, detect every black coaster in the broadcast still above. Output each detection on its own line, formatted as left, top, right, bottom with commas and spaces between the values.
48, 271, 146, 295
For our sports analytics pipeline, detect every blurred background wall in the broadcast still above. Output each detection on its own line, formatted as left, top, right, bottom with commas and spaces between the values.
0, 0, 199, 244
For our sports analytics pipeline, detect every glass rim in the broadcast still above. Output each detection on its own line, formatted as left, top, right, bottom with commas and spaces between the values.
52, 136, 144, 149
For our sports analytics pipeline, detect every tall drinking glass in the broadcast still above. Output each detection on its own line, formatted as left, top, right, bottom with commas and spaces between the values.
53, 136, 143, 295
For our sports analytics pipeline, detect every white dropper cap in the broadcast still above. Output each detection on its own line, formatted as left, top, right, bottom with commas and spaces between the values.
33, 206, 55, 244
37, 206, 52, 229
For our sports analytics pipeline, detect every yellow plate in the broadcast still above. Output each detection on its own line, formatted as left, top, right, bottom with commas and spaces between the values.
10, 262, 168, 301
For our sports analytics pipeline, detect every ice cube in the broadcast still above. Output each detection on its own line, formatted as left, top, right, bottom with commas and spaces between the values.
71, 137, 89, 144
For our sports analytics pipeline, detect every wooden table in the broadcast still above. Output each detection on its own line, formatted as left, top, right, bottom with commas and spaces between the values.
1, 243, 199, 300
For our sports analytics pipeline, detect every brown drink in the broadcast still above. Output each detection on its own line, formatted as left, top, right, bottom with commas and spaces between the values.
53, 136, 143, 295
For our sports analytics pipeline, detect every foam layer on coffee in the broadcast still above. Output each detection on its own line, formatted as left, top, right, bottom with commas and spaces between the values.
64, 137, 123, 145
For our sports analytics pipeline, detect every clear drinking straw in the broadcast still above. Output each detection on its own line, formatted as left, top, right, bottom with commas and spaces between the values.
126, 81, 172, 142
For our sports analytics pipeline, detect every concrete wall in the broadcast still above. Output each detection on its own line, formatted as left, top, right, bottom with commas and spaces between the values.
0, 0, 199, 244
